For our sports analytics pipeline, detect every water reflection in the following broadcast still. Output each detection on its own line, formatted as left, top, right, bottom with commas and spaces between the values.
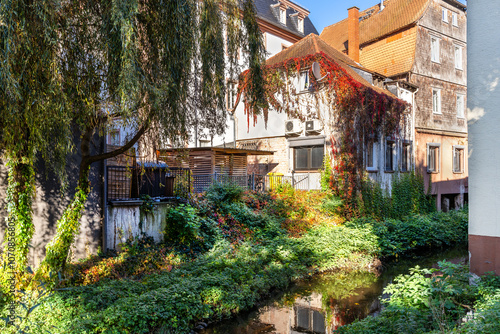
201, 246, 468, 334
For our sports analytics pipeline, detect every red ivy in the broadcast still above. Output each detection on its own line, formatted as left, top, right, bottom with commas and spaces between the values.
239, 52, 410, 217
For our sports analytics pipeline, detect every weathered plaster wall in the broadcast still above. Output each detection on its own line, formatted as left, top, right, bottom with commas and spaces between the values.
467, 0, 500, 275
106, 202, 171, 250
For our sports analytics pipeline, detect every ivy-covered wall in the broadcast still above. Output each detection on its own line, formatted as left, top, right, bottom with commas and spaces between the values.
0, 135, 104, 267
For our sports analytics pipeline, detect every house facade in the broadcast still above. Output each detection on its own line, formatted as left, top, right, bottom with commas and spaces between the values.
233, 33, 413, 190
321, 0, 468, 210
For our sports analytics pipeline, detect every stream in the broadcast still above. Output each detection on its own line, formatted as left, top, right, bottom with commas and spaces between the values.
200, 246, 468, 334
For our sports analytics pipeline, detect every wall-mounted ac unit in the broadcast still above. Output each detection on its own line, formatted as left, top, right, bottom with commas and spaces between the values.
285, 119, 302, 136
305, 119, 322, 135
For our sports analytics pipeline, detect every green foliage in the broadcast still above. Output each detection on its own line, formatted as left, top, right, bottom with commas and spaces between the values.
3, 158, 36, 271
139, 194, 155, 215
347, 208, 468, 258
37, 186, 89, 281
205, 182, 245, 207
164, 204, 202, 246
361, 172, 436, 220
336, 261, 500, 334
320, 155, 333, 192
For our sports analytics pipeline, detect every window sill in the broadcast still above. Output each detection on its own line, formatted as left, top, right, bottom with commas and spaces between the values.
433, 112, 442, 115
431, 60, 441, 64
384, 170, 395, 173
457, 116, 465, 120
453, 171, 464, 174
427, 170, 440, 174
366, 168, 378, 173
455, 67, 463, 71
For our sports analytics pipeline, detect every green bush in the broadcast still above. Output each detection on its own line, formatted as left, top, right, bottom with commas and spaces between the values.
335, 261, 499, 334
361, 172, 436, 220
205, 182, 245, 207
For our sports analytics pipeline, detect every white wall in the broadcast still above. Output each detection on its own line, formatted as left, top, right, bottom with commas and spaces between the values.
468, 2, 500, 238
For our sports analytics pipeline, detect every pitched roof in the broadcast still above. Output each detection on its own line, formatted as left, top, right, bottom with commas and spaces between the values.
254, 0, 318, 37
320, 0, 429, 52
265, 34, 395, 97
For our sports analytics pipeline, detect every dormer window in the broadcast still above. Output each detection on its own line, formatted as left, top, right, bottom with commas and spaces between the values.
298, 17, 304, 33
280, 7, 287, 24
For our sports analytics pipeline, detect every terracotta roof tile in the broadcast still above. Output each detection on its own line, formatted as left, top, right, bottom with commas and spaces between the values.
265, 34, 395, 97
320, 0, 428, 51
360, 26, 418, 77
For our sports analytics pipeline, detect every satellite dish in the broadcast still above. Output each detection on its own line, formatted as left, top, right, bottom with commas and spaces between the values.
312, 62, 327, 81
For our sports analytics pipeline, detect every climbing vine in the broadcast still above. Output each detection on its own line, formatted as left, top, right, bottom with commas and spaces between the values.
239, 51, 409, 217
4, 156, 36, 270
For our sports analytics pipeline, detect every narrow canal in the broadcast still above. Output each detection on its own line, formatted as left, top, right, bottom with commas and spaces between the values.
200, 246, 468, 334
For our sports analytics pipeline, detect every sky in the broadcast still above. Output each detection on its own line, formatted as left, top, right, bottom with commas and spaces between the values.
301, 0, 467, 33
303, 0, 386, 33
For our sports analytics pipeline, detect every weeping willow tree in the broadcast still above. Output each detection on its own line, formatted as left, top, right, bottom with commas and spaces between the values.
1, 0, 266, 279
0, 1, 72, 273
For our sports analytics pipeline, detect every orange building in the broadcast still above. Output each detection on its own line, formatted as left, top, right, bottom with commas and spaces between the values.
321, 0, 468, 211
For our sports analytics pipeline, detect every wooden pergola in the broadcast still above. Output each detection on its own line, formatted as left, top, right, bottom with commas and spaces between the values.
157, 147, 274, 176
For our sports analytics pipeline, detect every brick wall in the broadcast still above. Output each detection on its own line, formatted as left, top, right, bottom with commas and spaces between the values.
238, 136, 290, 175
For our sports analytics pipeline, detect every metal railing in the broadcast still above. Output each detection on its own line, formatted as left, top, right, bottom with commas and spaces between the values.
106, 167, 315, 201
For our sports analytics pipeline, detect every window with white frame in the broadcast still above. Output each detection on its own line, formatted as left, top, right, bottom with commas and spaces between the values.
432, 88, 441, 114
431, 36, 440, 63
109, 129, 120, 146
454, 45, 463, 70
385, 140, 395, 172
226, 81, 237, 110
452, 12, 458, 26
442, 8, 448, 22
366, 141, 377, 170
453, 146, 465, 173
427, 144, 440, 173
294, 145, 324, 171
401, 142, 412, 172
280, 7, 286, 24
456, 94, 465, 118
297, 70, 310, 92
298, 17, 304, 33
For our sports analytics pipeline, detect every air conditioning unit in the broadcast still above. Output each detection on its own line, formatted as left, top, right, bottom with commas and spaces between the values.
305, 119, 323, 135
285, 119, 302, 136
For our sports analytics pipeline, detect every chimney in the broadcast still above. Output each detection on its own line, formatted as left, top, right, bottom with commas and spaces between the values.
348, 6, 360, 63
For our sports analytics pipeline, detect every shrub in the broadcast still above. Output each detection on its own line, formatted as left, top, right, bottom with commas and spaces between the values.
164, 204, 202, 245
360, 172, 435, 220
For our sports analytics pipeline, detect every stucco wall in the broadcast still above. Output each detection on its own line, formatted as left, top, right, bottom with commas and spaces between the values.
468, 1, 500, 239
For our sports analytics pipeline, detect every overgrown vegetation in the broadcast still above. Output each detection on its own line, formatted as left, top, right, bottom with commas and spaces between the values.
335, 262, 500, 334
0, 184, 469, 333
361, 172, 435, 220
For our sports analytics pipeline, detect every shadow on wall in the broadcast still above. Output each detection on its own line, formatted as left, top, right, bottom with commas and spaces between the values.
0, 130, 104, 267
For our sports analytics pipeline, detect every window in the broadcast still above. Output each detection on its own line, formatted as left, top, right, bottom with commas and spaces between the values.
280, 7, 286, 24
401, 142, 411, 172
385, 140, 395, 172
442, 8, 448, 23
298, 17, 304, 33
454, 45, 463, 70
452, 12, 458, 26
297, 71, 310, 92
427, 144, 440, 173
109, 130, 120, 146
453, 146, 465, 173
226, 81, 237, 110
366, 141, 377, 171
431, 36, 440, 63
456, 94, 465, 118
294, 146, 324, 171
432, 88, 441, 114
